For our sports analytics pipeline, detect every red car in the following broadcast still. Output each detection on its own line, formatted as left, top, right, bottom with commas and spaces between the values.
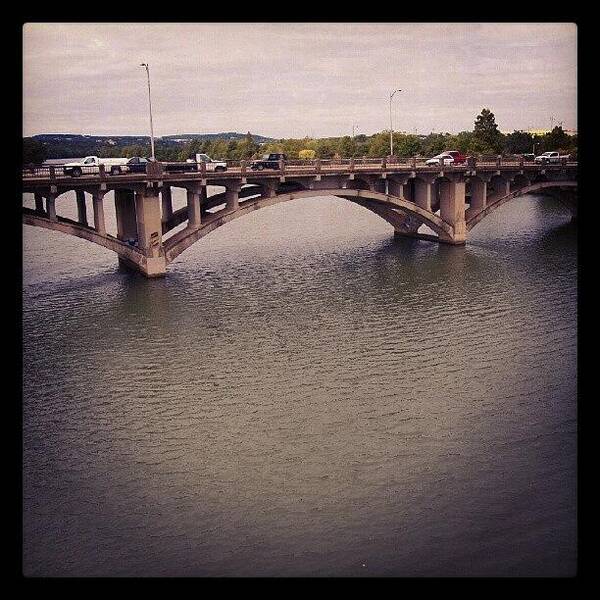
446, 150, 466, 164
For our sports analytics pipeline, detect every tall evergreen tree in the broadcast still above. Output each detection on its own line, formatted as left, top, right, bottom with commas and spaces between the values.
473, 108, 503, 154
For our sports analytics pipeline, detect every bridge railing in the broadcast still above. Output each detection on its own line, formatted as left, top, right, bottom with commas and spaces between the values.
22, 157, 578, 181
22, 164, 104, 179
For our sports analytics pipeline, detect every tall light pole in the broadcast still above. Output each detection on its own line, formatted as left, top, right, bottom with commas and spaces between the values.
140, 63, 155, 160
389, 89, 402, 157
352, 124, 359, 139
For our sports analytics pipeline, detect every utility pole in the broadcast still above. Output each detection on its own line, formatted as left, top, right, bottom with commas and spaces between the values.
389, 89, 401, 157
140, 63, 155, 160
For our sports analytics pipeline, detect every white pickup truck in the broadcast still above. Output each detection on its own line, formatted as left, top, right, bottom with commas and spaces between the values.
185, 153, 227, 172
534, 151, 570, 164
63, 156, 129, 176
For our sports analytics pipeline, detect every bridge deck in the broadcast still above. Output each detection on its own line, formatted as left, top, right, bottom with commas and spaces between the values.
22, 161, 577, 189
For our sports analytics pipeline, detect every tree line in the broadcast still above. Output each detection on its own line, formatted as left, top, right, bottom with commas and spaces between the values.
23, 109, 577, 164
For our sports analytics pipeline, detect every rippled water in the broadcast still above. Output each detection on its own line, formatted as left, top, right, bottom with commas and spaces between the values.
22, 190, 577, 577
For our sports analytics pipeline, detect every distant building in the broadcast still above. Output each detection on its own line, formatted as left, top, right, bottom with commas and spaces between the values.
501, 128, 577, 137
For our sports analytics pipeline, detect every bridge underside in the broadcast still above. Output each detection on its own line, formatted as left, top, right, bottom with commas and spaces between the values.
22, 171, 577, 277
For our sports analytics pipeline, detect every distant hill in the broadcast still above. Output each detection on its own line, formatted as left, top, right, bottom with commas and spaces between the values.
26, 132, 275, 159
162, 132, 275, 143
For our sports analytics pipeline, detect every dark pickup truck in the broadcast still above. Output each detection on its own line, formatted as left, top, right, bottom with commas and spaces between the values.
250, 153, 288, 170
162, 161, 197, 173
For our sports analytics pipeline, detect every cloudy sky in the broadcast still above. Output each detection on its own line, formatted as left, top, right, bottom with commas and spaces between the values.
23, 23, 577, 138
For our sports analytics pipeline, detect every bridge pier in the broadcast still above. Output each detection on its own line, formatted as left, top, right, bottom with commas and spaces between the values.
439, 178, 466, 244
34, 192, 44, 213
133, 188, 166, 278
388, 175, 411, 200
115, 189, 138, 244
92, 191, 106, 236
46, 194, 57, 221
469, 177, 487, 212
76, 190, 88, 226
186, 186, 202, 229
226, 184, 241, 211
161, 186, 173, 223
414, 177, 434, 211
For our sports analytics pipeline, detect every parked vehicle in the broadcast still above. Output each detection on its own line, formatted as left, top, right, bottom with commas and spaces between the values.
63, 155, 129, 176
425, 153, 453, 166
186, 153, 227, 172
534, 151, 570, 164
425, 151, 466, 166
521, 153, 535, 162
250, 153, 288, 170
123, 156, 149, 173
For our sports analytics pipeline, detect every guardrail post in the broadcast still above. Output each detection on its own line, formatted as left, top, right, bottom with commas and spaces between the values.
99, 163, 106, 179
49, 166, 56, 181
519, 156, 524, 168
349, 158, 355, 172
315, 159, 321, 173
279, 159, 285, 174
382, 157, 387, 170
200, 161, 207, 178
412, 156, 417, 168
241, 160, 246, 176
496, 155, 502, 168
561, 156, 567, 166
467, 156, 476, 169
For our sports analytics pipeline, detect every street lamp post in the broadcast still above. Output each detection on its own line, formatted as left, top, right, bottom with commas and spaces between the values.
389, 89, 402, 158
140, 63, 155, 160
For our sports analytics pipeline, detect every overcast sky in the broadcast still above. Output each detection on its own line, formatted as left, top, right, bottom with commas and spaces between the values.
23, 23, 577, 138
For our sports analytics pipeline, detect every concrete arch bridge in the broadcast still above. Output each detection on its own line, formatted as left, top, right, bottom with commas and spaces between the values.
22, 160, 577, 277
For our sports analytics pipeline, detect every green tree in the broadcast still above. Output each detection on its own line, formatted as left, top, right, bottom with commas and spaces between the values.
394, 134, 422, 158
23, 138, 48, 164
540, 126, 572, 153
504, 130, 535, 155
299, 149, 316, 160
338, 136, 358, 158
473, 108, 504, 154
367, 133, 390, 158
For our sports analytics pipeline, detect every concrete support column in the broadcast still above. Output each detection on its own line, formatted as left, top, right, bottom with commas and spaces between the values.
34, 192, 44, 213
114, 189, 138, 243
262, 181, 277, 198
161, 186, 173, 223
134, 190, 163, 257
92, 191, 106, 236
133, 189, 167, 278
46, 194, 57, 221
388, 178, 407, 199
226, 184, 241, 211
469, 178, 487, 212
186, 188, 202, 229
496, 177, 510, 198
414, 178, 432, 211
439, 179, 466, 244
76, 189, 88, 226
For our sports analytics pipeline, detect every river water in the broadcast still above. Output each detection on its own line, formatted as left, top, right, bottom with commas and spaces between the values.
22, 190, 577, 577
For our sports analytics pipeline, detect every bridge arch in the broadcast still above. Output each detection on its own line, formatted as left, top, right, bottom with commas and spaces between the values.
163, 188, 454, 264
466, 181, 577, 231
22, 209, 147, 267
